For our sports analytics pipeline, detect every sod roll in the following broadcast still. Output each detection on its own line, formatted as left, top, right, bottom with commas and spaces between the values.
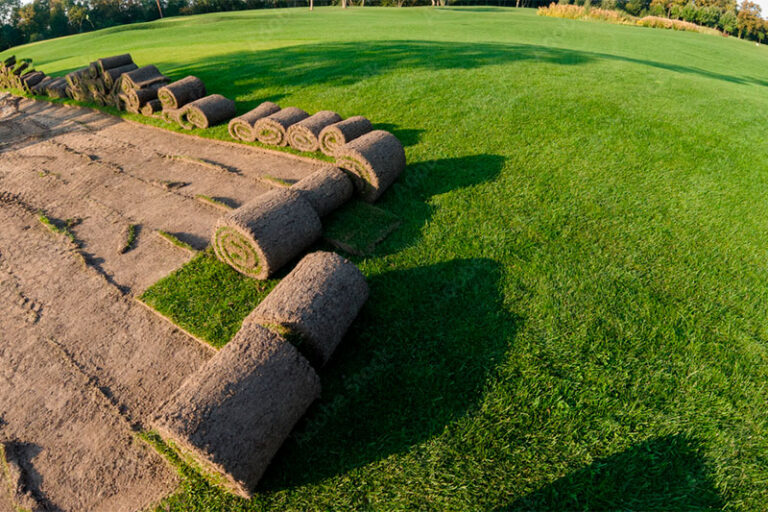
103, 63, 138, 89
335, 130, 406, 202
213, 188, 321, 280
157, 76, 206, 110
318, 116, 373, 157
141, 99, 163, 116
3, 56, 15, 67
121, 65, 167, 93
152, 323, 320, 498
254, 107, 309, 146
21, 71, 44, 90
30, 76, 52, 95
292, 166, 354, 218
179, 94, 236, 130
126, 83, 162, 111
65, 67, 89, 88
160, 107, 184, 124
227, 101, 281, 142
286, 110, 342, 153
247, 251, 368, 367
46, 78, 68, 98
96, 53, 133, 74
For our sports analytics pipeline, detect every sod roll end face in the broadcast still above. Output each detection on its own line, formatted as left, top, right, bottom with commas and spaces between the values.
336, 130, 406, 202
179, 94, 236, 130
292, 166, 354, 218
228, 102, 281, 142
319, 115, 373, 156
247, 250, 369, 367
212, 188, 322, 280
287, 110, 342, 152
152, 323, 320, 498
254, 107, 309, 146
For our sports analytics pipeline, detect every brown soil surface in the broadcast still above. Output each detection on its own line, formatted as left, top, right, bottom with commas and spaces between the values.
0, 94, 326, 510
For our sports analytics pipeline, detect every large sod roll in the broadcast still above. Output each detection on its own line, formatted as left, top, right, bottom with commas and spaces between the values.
254, 107, 309, 147
286, 110, 342, 152
178, 94, 236, 130
103, 63, 138, 89
152, 323, 320, 498
227, 102, 281, 142
292, 166, 354, 218
157, 76, 206, 110
247, 251, 368, 367
335, 130, 406, 202
318, 116, 373, 157
121, 65, 168, 93
96, 53, 133, 74
212, 188, 321, 280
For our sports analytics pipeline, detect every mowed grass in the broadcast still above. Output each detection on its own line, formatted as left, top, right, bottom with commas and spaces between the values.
7, 6, 768, 510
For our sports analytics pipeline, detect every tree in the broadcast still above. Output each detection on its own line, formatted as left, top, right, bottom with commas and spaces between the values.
737, 0, 761, 38
680, 1, 697, 21
0, 0, 19, 25
719, 8, 737, 32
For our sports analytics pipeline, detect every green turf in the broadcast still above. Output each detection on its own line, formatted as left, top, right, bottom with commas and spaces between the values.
7, 5, 768, 510
140, 250, 278, 348
323, 200, 402, 256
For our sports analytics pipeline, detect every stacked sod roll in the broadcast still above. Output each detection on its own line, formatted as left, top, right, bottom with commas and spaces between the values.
178, 94, 236, 130
0, 57, 48, 94
319, 116, 373, 156
157, 76, 206, 110
120, 65, 168, 114
228, 101, 281, 142
254, 107, 309, 146
286, 110, 342, 152
212, 189, 322, 280
335, 130, 406, 202
152, 250, 368, 497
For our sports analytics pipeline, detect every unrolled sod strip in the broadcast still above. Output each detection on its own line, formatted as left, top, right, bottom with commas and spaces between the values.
227, 101, 281, 142
141, 99, 163, 116
318, 116, 373, 157
254, 107, 309, 147
152, 323, 320, 499
178, 94, 236, 130
335, 130, 406, 203
96, 53, 133, 74
157, 76, 206, 110
121, 65, 168, 93
246, 251, 368, 367
212, 188, 321, 280
286, 110, 342, 152
291, 166, 354, 218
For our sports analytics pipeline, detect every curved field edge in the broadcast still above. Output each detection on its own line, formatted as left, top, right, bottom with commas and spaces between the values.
4, 6, 768, 511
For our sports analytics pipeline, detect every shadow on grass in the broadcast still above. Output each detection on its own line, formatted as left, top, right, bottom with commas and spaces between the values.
502, 434, 724, 511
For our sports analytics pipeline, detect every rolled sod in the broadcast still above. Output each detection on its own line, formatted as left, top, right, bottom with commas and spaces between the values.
318, 116, 373, 157
178, 94, 236, 130
21, 71, 44, 90
12, 61, 28, 76
335, 130, 406, 202
121, 65, 168, 93
292, 166, 354, 218
30, 76, 52, 95
46, 78, 68, 98
247, 251, 368, 367
157, 76, 206, 110
3, 56, 15, 67
65, 67, 89, 88
152, 323, 320, 498
103, 63, 138, 89
286, 110, 342, 152
227, 101, 281, 142
141, 99, 163, 116
96, 53, 133, 74
254, 107, 309, 147
160, 107, 184, 124
126, 83, 162, 111
212, 188, 321, 280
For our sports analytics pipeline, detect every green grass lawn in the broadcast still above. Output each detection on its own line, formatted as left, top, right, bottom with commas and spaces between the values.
7, 6, 768, 510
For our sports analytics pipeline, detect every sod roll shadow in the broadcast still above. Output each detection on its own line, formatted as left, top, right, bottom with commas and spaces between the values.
179, 94, 236, 130
319, 115, 373, 157
335, 130, 406, 202
152, 323, 320, 498
254, 107, 309, 147
227, 101, 281, 142
157, 76, 206, 110
292, 166, 354, 218
248, 251, 368, 367
287, 110, 342, 152
213, 188, 321, 280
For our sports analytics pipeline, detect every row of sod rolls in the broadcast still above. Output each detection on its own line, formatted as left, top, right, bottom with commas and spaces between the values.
152, 250, 369, 498
0, 56, 57, 96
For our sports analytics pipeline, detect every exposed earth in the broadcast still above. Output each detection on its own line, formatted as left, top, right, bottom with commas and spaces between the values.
0, 94, 325, 510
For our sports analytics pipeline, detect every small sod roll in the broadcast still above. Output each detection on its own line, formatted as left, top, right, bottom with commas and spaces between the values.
179, 94, 236, 130
157, 76, 206, 110
254, 107, 309, 147
126, 83, 162, 111
335, 130, 406, 203
291, 166, 354, 218
247, 251, 368, 368
286, 110, 342, 152
141, 99, 163, 116
318, 116, 373, 156
152, 323, 320, 498
121, 65, 168, 93
213, 188, 322, 280
227, 101, 281, 142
